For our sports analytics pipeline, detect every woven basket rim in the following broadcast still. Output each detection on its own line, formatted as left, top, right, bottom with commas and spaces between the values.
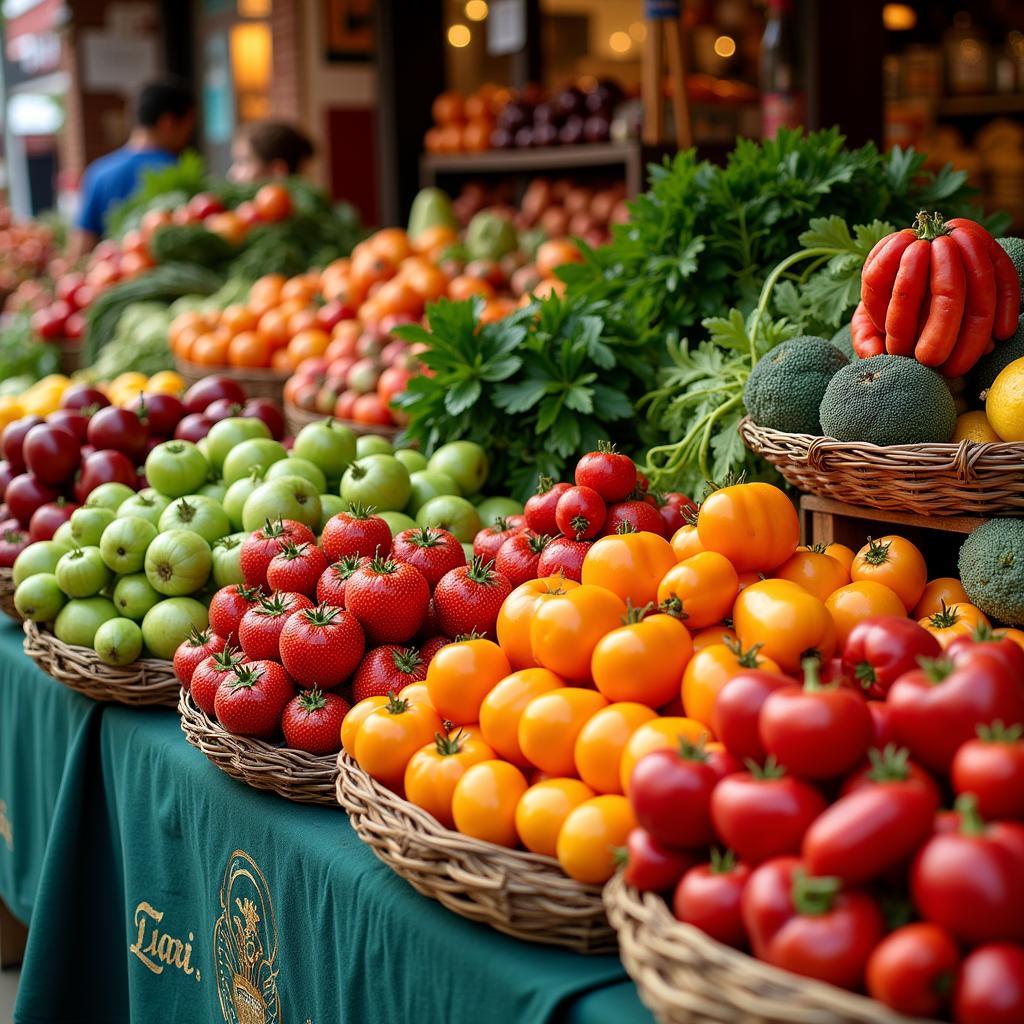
0, 566, 17, 622
283, 400, 403, 440
604, 873, 942, 1024
174, 357, 291, 383
178, 688, 339, 805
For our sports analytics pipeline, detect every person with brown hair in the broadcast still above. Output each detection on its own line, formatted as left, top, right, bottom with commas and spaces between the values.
228, 121, 315, 182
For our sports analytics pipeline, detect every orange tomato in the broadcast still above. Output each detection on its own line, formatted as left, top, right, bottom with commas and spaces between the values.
397, 681, 435, 707
996, 628, 1024, 651
773, 549, 850, 603
190, 331, 229, 366
732, 579, 836, 673
351, 247, 396, 291
656, 551, 739, 629
400, 259, 448, 302
670, 524, 704, 561
404, 729, 495, 829
287, 308, 319, 337
480, 297, 517, 324
530, 584, 627, 682
682, 641, 782, 730
581, 531, 677, 608
913, 577, 970, 619
341, 695, 387, 756
556, 795, 636, 884
374, 278, 423, 318
426, 637, 511, 725
591, 611, 694, 707
825, 581, 907, 647
172, 324, 203, 360
257, 308, 291, 349
518, 688, 608, 776
432, 91, 465, 125
619, 717, 712, 794
412, 224, 458, 255
451, 760, 528, 847
479, 668, 563, 766
851, 536, 928, 612
271, 348, 295, 372
573, 702, 657, 794
531, 278, 566, 300
220, 304, 258, 335
496, 575, 580, 671
536, 239, 583, 279
448, 275, 494, 301
369, 227, 413, 265
692, 625, 738, 651
228, 330, 272, 368
288, 329, 331, 364
353, 693, 442, 789
249, 273, 286, 312
919, 602, 989, 649
205, 212, 246, 246
515, 778, 595, 857
798, 542, 856, 575
697, 482, 799, 574
170, 310, 209, 341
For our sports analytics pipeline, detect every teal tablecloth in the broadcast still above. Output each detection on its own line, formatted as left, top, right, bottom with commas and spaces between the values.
2, 632, 652, 1024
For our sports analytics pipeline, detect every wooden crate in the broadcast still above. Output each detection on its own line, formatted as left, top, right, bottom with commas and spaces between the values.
800, 495, 985, 578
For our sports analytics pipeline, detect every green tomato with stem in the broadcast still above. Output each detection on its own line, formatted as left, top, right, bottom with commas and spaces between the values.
145, 440, 210, 499
242, 476, 321, 533
222, 438, 287, 485
69, 505, 115, 547
14, 573, 66, 622
94, 617, 143, 666
222, 470, 265, 532
141, 598, 209, 659
475, 496, 524, 526
415, 495, 482, 543
86, 481, 135, 512
406, 469, 459, 515
55, 545, 113, 598
340, 454, 410, 512
198, 478, 227, 504
205, 417, 271, 471
356, 434, 394, 458
394, 448, 428, 474
265, 456, 327, 494
13, 540, 69, 586
317, 494, 345, 533
53, 596, 118, 647
428, 441, 489, 498
377, 511, 418, 537
99, 516, 158, 575
158, 495, 231, 545
112, 573, 162, 620
211, 533, 247, 588
52, 521, 75, 549
116, 489, 171, 527
144, 529, 212, 596
292, 419, 357, 480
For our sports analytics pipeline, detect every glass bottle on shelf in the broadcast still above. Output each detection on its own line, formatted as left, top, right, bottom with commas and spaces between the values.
943, 11, 991, 96
760, 0, 803, 137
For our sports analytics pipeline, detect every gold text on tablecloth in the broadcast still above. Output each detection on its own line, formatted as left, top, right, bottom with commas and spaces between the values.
0, 800, 12, 851
130, 900, 202, 982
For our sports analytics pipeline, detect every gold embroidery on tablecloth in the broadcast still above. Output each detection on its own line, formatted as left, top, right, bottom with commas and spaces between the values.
129, 900, 201, 981
0, 800, 12, 851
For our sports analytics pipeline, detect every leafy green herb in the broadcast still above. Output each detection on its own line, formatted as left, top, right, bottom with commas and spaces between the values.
0, 312, 59, 385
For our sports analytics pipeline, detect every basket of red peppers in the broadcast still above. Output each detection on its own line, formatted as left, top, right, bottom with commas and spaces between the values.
605, 622, 1024, 1024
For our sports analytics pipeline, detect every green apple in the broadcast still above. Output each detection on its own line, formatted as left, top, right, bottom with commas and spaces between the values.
53, 596, 118, 647
144, 529, 212, 596
378, 511, 418, 537
340, 454, 410, 512
415, 495, 482, 543
317, 494, 345, 533
52, 521, 75, 549
356, 434, 393, 458
205, 416, 270, 471
405, 469, 459, 515
198, 478, 227, 504
145, 440, 210, 499
242, 476, 321, 532
266, 456, 327, 494
14, 573, 66, 622
55, 546, 112, 598
394, 448, 428, 474
222, 469, 265, 531
292, 420, 357, 480
211, 533, 247, 588
158, 495, 231, 545
112, 573, 162, 620
116, 489, 171, 527
99, 516, 158, 574
475, 496, 524, 526
13, 540, 69, 586
94, 617, 143, 665
222, 438, 287, 485
69, 505, 115, 547
428, 441, 489, 497
86, 481, 135, 512
141, 598, 209, 659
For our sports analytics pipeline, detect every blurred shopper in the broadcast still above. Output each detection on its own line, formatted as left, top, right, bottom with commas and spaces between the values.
228, 121, 315, 183
73, 77, 196, 255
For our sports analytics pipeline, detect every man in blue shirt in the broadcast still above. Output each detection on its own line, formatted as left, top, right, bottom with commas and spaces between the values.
73, 78, 196, 255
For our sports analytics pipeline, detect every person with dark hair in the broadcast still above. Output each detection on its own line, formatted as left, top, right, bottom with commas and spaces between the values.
228, 121, 315, 183
73, 77, 196, 254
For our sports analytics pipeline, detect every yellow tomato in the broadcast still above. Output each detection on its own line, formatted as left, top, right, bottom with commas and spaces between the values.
518, 687, 608, 776
530, 584, 626, 682
514, 778, 594, 857
573, 702, 656, 794
996, 628, 1024, 652
581, 531, 677, 608
670, 524, 704, 561
850, 535, 928, 613
451, 760, 528, 847
656, 551, 739, 629
919, 602, 989, 649
681, 641, 781, 729
798, 542, 856, 575
478, 668, 563, 767
773, 549, 850, 603
146, 370, 185, 395
619, 717, 710, 795
404, 729, 495, 829
913, 578, 970, 620
825, 581, 907, 647
496, 575, 579, 671
697, 482, 799, 574
353, 694, 443, 789
425, 637, 511, 725
0, 397, 24, 435
692, 625, 738, 651
341, 695, 387, 756
556, 795, 636, 884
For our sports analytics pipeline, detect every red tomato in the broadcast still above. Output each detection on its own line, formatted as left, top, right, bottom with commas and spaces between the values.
946, 627, 1024, 678
912, 796, 1024, 945
672, 851, 751, 948
840, 744, 939, 801
842, 615, 941, 698
622, 828, 696, 892
741, 856, 884, 990
866, 923, 960, 1018
953, 943, 1024, 1024
712, 669, 793, 763
952, 723, 1024, 820
710, 763, 826, 865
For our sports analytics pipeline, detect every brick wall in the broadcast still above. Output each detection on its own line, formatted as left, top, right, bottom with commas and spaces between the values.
270, 0, 303, 121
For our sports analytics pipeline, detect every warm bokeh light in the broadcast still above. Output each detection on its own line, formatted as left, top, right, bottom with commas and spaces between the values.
465, 0, 488, 21
713, 34, 737, 58
629, 21, 647, 43
883, 3, 916, 30
448, 24, 471, 47
609, 31, 632, 54
230, 22, 272, 92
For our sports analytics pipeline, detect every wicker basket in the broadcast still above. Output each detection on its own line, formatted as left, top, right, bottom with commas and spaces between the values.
174, 358, 289, 403
336, 751, 616, 953
740, 416, 1024, 517
178, 689, 339, 806
284, 400, 402, 441
604, 874, 938, 1024
22, 620, 180, 707
0, 567, 17, 621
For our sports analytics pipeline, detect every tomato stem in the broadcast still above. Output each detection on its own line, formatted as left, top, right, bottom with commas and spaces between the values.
709, 848, 736, 874
977, 720, 1023, 743
866, 743, 913, 783
955, 793, 986, 837
790, 869, 840, 916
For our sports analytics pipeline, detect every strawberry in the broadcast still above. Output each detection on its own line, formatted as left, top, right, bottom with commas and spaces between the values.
416, 597, 441, 641
320, 503, 392, 561
433, 555, 512, 639
281, 688, 350, 755
494, 530, 551, 587
267, 541, 328, 596
602, 500, 665, 537
278, 604, 365, 688
238, 591, 314, 662
351, 645, 427, 702
316, 554, 369, 607
190, 644, 245, 716
173, 627, 225, 688
524, 477, 572, 534
208, 584, 263, 642
536, 536, 591, 582
473, 517, 523, 562
574, 441, 637, 502
391, 527, 465, 588
239, 518, 314, 589
555, 485, 606, 540
419, 635, 452, 664
214, 660, 295, 738
345, 554, 430, 643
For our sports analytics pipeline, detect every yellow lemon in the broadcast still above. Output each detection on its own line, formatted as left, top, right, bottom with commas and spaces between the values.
146, 370, 185, 395
986, 357, 1024, 441
953, 410, 1001, 444
0, 398, 24, 434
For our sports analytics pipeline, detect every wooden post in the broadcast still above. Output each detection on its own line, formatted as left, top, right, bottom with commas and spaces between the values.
664, 18, 693, 149
642, 0, 692, 149
642, 19, 665, 145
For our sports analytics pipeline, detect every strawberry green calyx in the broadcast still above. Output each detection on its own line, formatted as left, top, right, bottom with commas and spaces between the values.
298, 688, 328, 714
343, 501, 378, 519
466, 555, 500, 587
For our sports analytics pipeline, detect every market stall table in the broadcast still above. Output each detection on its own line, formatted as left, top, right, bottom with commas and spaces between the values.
3, 642, 652, 1023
